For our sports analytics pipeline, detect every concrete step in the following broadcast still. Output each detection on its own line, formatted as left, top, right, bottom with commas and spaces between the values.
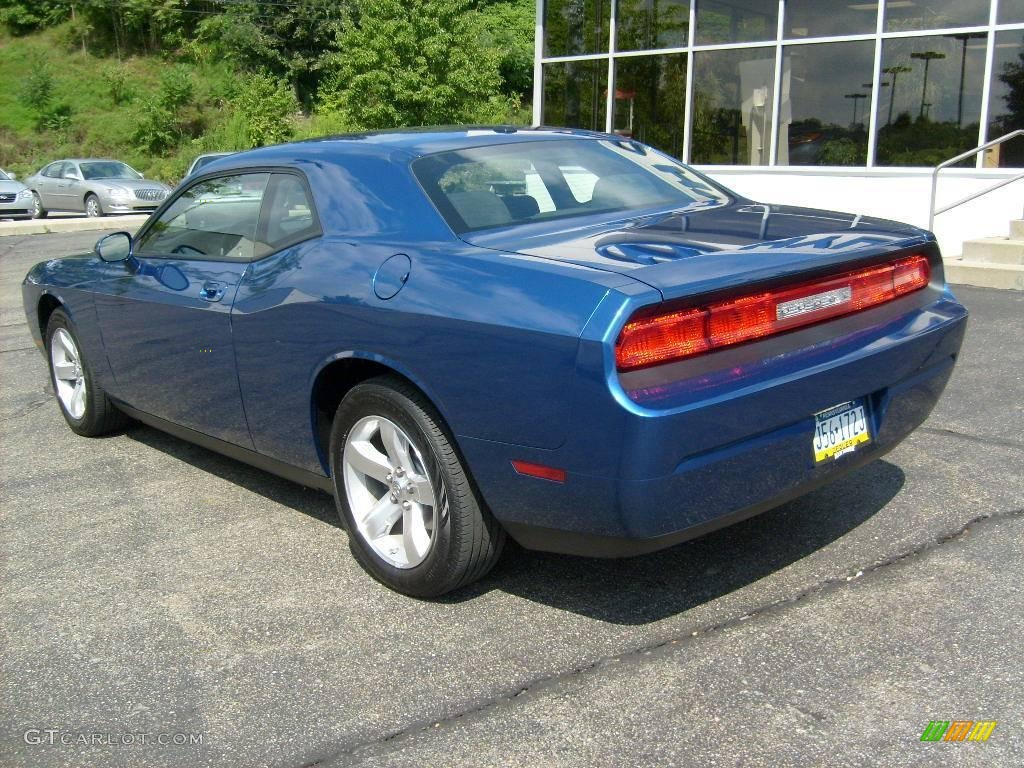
944, 258, 1024, 290
1011, 219, 1024, 239
960, 237, 1024, 266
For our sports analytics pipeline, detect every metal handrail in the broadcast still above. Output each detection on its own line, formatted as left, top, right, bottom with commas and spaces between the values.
929, 129, 1024, 231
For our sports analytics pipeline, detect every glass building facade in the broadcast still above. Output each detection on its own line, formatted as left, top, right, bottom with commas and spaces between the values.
537, 0, 1024, 168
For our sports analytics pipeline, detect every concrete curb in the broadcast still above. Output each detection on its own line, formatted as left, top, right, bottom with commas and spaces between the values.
0, 215, 146, 237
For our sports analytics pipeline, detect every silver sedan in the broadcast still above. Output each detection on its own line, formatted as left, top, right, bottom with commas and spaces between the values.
24, 159, 171, 218
0, 168, 34, 220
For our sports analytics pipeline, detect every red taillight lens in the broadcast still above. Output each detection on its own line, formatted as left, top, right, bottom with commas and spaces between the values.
614, 308, 709, 371
616, 255, 931, 371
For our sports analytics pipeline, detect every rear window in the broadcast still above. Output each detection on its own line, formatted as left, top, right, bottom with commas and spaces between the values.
412, 138, 730, 234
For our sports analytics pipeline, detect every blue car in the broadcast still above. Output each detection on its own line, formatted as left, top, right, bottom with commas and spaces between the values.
21, 128, 967, 596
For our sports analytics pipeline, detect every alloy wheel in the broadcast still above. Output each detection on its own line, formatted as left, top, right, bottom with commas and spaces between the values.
51, 328, 86, 419
85, 197, 100, 217
342, 415, 439, 569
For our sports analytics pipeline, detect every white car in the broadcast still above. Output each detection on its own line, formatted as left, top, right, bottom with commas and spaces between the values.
0, 168, 33, 220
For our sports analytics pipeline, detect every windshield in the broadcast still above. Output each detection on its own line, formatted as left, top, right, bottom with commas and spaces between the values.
80, 161, 142, 180
412, 139, 731, 234
0, 169, 9, 181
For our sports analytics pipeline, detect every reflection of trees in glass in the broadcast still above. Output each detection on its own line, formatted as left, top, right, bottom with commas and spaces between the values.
884, 0, 988, 33
616, 0, 689, 52
544, 0, 610, 57
691, 49, 775, 164
543, 61, 606, 131
614, 55, 687, 158
696, 1, 776, 45
990, 35, 1024, 166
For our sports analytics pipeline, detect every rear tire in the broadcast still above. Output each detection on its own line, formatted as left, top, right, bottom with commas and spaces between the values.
31, 192, 47, 219
329, 376, 505, 597
45, 309, 129, 436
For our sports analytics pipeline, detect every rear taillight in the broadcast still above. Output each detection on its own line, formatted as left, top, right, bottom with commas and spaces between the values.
616, 254, 930, 371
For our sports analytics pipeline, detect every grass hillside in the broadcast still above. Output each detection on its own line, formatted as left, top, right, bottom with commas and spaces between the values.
0, 27, 238, 182
0, 1, 534, 186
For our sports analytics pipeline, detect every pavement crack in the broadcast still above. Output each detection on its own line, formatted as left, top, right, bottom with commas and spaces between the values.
302, 507, 1024, 767
917, 426, 1024, 451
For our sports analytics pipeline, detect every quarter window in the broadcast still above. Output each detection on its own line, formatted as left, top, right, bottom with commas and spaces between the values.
136, 173, 270, 261
259, 173, 320, 255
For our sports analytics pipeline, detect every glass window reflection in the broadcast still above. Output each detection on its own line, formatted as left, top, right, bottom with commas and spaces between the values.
998, 0, 1024, 23
616, 0, 690, 52
875, 34, 988, 166
884, 1, 989, 32
695, 0, 778, 45
613, 54, 688, 157
544, 0, 612, 57
985, 31, 1024, 167
543, 60, 609, 132
784, 0, 877, 39
783, 41, 875, 166
691, 47, 777, 164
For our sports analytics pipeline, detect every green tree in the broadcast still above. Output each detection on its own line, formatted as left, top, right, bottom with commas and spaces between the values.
322, 0, 504, 129
475, 0, 534, 98
196, 0, 345, 109
234, 73, 299, 148
132, 66, 195, 154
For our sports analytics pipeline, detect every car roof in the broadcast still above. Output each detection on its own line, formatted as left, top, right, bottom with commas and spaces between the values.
205, 126, 611, 169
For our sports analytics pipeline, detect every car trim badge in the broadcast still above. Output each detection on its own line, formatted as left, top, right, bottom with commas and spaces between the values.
776, 285, 852, 321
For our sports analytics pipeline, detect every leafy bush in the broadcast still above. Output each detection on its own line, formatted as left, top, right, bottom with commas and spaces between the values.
19, 60, 54, 113
322, 0, 504, 129
233, 73, 298, 148
101, 66, 134, 105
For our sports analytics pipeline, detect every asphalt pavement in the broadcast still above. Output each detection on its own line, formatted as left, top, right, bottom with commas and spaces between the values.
1, 230, 1021, 768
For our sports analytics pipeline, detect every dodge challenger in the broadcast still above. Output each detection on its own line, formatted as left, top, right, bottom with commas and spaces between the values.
21, 128, 968, 596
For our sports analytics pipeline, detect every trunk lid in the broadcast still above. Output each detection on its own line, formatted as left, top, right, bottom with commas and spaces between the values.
465, 202, 932, 301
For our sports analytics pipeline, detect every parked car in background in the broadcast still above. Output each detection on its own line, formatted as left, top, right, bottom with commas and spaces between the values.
25, 159, 171, 218
0, 168, 34, 220
185, 151, 235, 179
21, 128, 967, 597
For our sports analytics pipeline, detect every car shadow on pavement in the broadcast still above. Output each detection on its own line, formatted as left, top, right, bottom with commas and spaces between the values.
125, 421, 903, 625
125, 424, 341, 529
458, 459, 906, 624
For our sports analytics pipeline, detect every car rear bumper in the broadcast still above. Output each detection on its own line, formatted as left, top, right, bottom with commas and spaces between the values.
461, 291, 968, 557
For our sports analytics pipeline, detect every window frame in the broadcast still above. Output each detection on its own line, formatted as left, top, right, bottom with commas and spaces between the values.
132, 166, 323, 264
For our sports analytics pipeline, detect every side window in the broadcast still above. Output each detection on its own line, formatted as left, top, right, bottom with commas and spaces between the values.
42, 162, 65, 179
257, 173, 320, 256
136, 173, 270, 261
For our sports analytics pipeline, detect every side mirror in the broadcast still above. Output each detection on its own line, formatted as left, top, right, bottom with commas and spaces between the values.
8, 172, 16, 180
96, 231, 133, 263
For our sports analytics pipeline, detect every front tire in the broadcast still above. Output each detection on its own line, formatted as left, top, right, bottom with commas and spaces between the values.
329, 377, 505, 597
46, 309, 128, 436
31, 192, 48, 219
84, 193, 103, 218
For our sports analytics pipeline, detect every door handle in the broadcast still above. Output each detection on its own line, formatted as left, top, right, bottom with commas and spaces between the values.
200, 282, 226, 302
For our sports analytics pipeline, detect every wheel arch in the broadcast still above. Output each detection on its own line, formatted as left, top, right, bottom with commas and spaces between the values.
37, 293, 64, 339
310, 353, 454, 475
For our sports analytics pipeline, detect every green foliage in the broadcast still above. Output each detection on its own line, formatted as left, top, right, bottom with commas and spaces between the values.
234, 73, 299, 148
19, 58, 55, 112
323, 0, 505, 129
131, 66, 195, 155
818, 138, 862, 166
101, 65, 133, 105
475, 0, 534, 98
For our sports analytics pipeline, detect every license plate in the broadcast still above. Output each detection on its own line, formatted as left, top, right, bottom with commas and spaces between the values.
813, 400, 871, 464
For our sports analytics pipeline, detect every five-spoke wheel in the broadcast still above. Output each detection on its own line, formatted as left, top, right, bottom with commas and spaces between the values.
343, 415, 439, 568
330, 377, 505, 597
45, 309, 128, 436
50, 327, 87, 420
